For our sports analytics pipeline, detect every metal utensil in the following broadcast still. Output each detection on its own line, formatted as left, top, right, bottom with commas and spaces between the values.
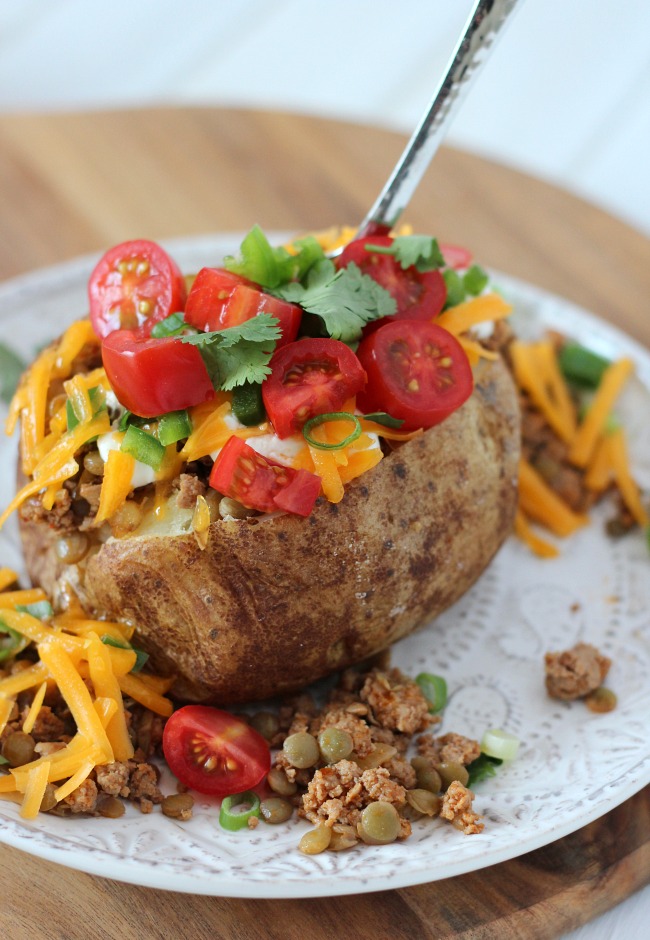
357, 0, 523, 239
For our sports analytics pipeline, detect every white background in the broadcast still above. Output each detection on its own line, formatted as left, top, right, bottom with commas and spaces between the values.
0, 1, 648, 936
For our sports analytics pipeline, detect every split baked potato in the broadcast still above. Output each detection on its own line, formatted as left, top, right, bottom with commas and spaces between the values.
19, 354, 519, 703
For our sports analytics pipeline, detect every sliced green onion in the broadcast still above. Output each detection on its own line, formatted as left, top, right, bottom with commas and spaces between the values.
442, 268, 466, 308
0, 620, 29, 663
15, 600, 54, 620
0, 342, 26, 405
101, 635, 149, 673
157, 410, 192, 446
463, 264, 489, 296
118, 410, 134, 432
360, 412, 404, 429
219, 790, 261, 831
150, 312, 187, 338
558, 342, 611, 389
481, 728, 520, 761
466, 753, 503, 787
66, 386, 106, 431
0, 754, 9, 766
415, 673, 448, 713
121, 425, 165, 471
231, 382, 266, 427
302, 412, 362, 451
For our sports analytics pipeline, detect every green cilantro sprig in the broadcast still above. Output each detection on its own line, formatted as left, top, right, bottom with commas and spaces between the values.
275, 260, 396, 343
180, 314, 282, 390
364, 235, 445, 272
466, 753, 503, 787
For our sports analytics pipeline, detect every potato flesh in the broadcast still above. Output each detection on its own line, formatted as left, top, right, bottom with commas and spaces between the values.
20, 356, 520, 704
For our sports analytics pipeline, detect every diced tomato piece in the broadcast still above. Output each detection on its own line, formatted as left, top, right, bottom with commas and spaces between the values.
184, 267, 301, 346
356, 319, 473, 432
162, 706, 270, 797
337, 236, 447, 332
262, 338, 366, 439
440, 243, 473, 270
101, 329, 214, 418
209, 437, 321, 516
89, 240, 186, 338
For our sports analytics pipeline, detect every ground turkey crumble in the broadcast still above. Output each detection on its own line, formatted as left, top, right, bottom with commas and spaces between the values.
544, 643, 611, 700
268, 663, 484, 849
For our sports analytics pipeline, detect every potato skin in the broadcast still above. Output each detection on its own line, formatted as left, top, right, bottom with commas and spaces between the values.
20, 356, 520, 704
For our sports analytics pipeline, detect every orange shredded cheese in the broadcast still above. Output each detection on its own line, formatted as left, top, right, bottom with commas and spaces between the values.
20, 762, 51, 819
13, 346, 58, 475
0, 568, 18, 592
518, 458, 589, 537
53, 757, 98, 803
117, 673, 174, 717
569, 358, 634, 468
51, 318, 99, 378
86, 634, 134, 762
510, 340, 576, 443
192, 494, 211, 550
0, 695, 14, 736
95, 448, 136, 524
607, 428, 650, 527
22, 681, 48, 735
436, 293, 512, 336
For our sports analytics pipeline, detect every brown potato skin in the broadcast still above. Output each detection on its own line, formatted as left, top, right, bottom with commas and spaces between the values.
20, 356, 520, 704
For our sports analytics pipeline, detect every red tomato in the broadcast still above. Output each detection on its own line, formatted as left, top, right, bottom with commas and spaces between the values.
356, 320, 473, 431
337, 236, 447, 324
440, 243, 473, 270
162, 706, 271, 797
101, 329, 214, 418
184, 267, 302, 346
209, 437, 321, 516
262, 338, 366, 439
88, 240, 187, 338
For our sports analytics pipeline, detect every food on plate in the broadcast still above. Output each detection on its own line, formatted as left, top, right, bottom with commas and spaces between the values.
0, 569, 175, 819
544, 642, 616, 711
509, 334, 648, 557
1, 227, 521, 704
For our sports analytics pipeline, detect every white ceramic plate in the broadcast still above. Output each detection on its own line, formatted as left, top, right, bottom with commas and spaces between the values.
1, 235, 649, 898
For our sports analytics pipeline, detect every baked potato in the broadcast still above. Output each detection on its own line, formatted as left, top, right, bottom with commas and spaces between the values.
9, 231, 521, 704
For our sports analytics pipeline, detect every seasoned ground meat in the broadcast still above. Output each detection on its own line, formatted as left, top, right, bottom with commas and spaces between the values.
22, 705, 67, 744
128, 762, 163, 808
78, 482, 102, 515
176, 473, 207, 509
19, 486, 77, 533
416, 732, 481, 766
545, 642, 611, 700
440, 780, 483, 834
317, 707, 374, 758
301, 761, 407, 828
64, 778, 98, 814
95, 761, 132, 798
359, 668, 432, 735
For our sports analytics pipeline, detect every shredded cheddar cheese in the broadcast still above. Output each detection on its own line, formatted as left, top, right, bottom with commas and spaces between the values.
0, 583, 173, 818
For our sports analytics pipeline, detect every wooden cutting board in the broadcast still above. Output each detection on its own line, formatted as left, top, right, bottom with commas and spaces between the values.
0, 107, 648, 939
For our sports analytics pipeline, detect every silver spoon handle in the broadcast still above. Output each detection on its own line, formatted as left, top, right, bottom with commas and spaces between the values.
358, 0, 523, 237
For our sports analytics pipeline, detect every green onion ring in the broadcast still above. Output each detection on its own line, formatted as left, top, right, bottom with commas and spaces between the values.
415, 673, 448, 713
219, 790, 261, 831
302, 412, 362, 451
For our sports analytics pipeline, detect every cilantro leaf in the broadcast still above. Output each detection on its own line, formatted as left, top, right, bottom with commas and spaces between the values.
466, 753, 503, 787
180, 314, 281, 391
365, 235, 445, 272
276, 260, 396, 343
150, 312, 188, 338
361, 412, 405, 429
223, 225, 325, 290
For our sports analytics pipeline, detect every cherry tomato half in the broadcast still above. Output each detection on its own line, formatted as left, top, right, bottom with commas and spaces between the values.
101, 329, 215, 418
184, 268, 302, 346
356, 320, 473, 432
337, 236, 447, 324
162, 706, 271, 797
440, 243, 473, 270
210, 436, 321, 516
88, 240, 187, 338
262, 338, 367, 439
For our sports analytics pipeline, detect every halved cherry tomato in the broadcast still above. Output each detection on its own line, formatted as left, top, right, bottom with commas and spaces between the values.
440, 243, 473, 270
337, 236, 447, 325
89, 240, 187, 338
262, 338, 366, 439
162, 706, 271, 797
356, 320, 473, 432
209, 436, 321, 516
101, 329, 214, 418
184, 267, 302, 346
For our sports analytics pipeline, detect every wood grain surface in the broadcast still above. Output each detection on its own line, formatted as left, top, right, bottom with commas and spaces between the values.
0, 107, 649, 940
